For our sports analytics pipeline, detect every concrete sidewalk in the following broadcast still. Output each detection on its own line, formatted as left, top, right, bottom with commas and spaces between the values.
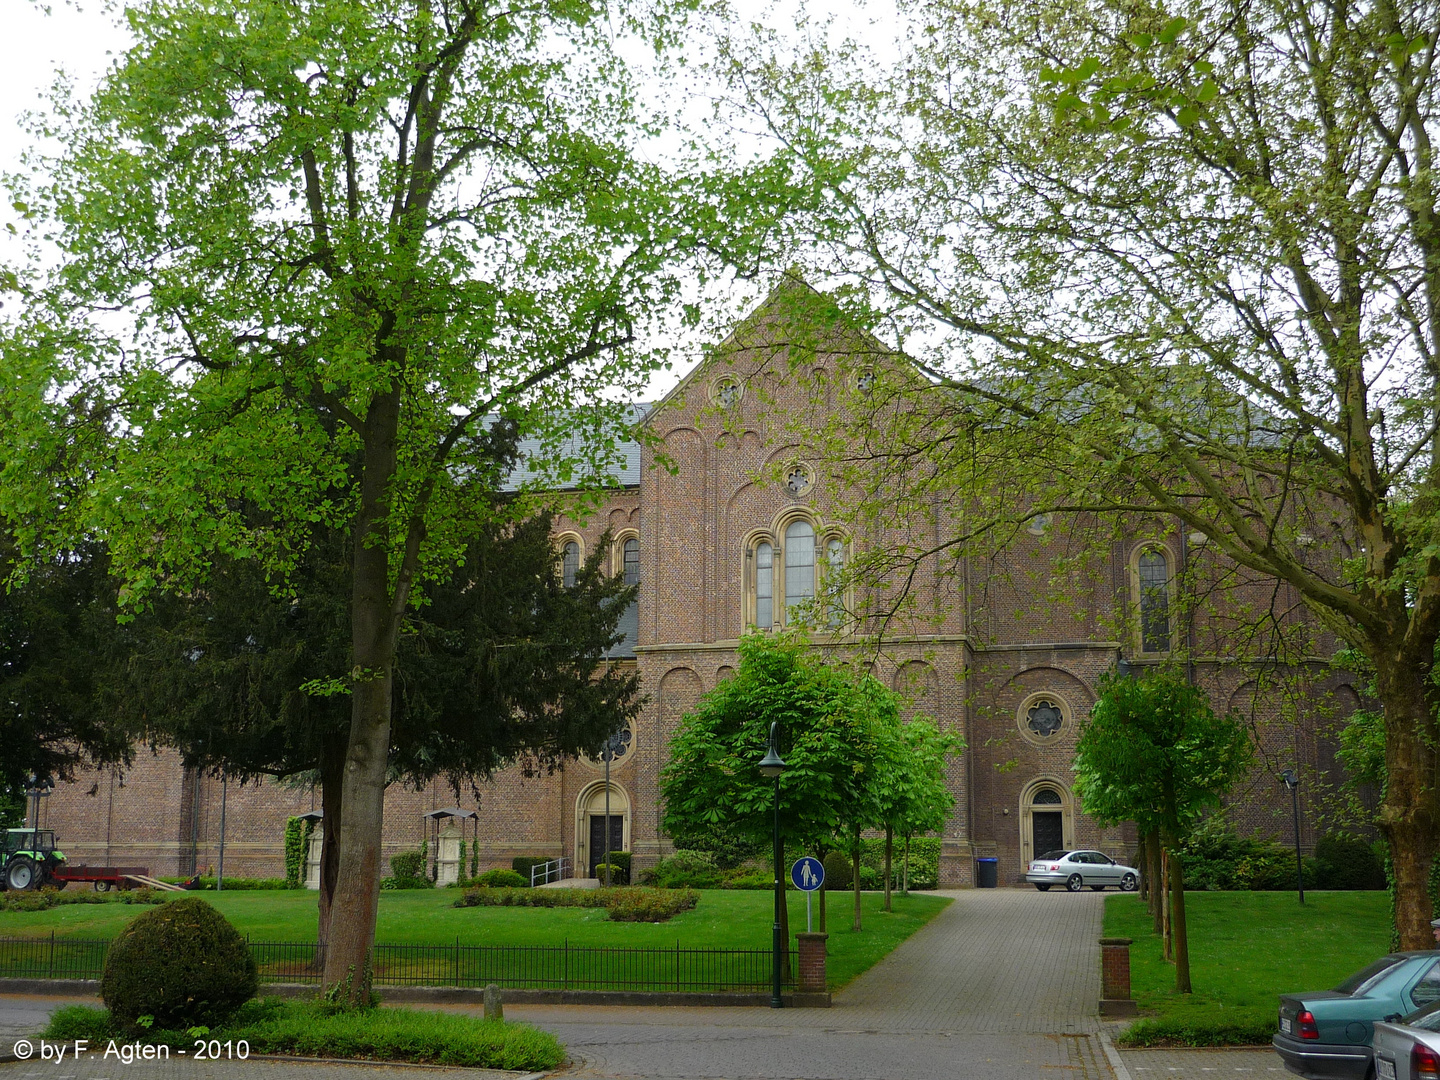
1116, 1046, 1284, 1078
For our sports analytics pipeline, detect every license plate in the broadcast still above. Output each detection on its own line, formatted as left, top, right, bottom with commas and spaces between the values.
1377, 1057, 1396, 1080
1279, 1018, 1292, 1035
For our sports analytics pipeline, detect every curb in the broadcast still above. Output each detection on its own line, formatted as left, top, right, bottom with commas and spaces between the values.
1097, 1026, 1133, 1080
0, 979, 831, 1008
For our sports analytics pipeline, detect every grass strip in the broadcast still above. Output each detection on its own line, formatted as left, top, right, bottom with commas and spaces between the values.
43, 998, 565, 1070
1106, 891, 1391, 1047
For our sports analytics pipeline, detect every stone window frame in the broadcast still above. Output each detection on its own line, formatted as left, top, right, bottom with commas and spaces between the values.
853, 367, 877, 393
711, 376, 744, 408
1015, 690, 1072, 747
744, 513, 850, 632
783, 460, 816, 498
577, 717, 637, 772
557, 532, 585, 589
1128, 540, 1176, 655
611, 529, 640, 579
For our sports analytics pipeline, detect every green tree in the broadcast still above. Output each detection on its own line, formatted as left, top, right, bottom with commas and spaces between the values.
876, 718, 963, 905
5, 0, 697, 997
124, 513, 639, 950
721, 0, 1440, 947
0, 537, 134, 803
1073, 672, 1253, 993
661, 632, 892, 949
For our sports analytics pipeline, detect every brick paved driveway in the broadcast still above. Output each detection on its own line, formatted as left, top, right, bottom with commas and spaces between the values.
0, 888, 1288, 1080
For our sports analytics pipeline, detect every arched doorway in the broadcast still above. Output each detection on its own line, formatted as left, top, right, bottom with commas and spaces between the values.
1020, 780, 1074, 867
576, 782, 630, 879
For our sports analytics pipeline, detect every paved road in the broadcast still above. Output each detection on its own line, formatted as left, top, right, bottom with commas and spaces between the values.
0, 888, 1289, 1080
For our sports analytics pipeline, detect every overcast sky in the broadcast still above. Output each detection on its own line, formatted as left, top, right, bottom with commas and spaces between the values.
0, 0, 898, 402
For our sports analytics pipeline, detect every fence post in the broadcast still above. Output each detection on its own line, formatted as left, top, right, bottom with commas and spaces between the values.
49, 931, 55, 978
455, 937, 461, 988
1099, 937, 1137, 1017
564, 938, 570, 991
796, 933, 827, 994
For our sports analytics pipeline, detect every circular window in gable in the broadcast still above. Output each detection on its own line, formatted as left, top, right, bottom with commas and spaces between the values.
580, 720, 635, 769
711, 378, 742, 407
785, 464, 813, 497
1017, 692, 1070, 745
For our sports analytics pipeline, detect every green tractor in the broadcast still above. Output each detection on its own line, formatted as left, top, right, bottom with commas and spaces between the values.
1, 829, 68, 891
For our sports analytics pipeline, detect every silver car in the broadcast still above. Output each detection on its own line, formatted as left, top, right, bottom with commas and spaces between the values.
1026, 849, 1141, 892
1373, 999, 1440, 1080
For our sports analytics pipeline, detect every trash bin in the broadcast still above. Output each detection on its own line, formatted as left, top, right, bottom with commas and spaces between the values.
976, 857, 998, 888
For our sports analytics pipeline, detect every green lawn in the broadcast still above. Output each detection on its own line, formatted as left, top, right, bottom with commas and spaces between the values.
0, 888, 948, 991
1105, 890, 1393, 1045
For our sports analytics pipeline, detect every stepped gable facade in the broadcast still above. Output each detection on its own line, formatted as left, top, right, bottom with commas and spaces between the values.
38, 288, 1356, 886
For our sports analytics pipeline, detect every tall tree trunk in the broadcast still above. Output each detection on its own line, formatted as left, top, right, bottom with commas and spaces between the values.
1170, 847, 1191, 994
883, 824, 893, 912
316, 730, 346, 967
1375, 653, 1440, 949
1161, 849, 1172, 962
852, 833, 862, 932
322, 389, 404, 1003
1148, 832, 1164, 934
1136, 831, 1149, 901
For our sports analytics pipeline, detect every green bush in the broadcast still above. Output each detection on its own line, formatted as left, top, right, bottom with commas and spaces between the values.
511, 856, 552, 882
594, 863, 623, 884
605, 888, 699, 922
283, 817, 307, 889
158, 877, 291, 891
1313, 833, 1387, 890
42, 999, 566, 1070
1177, 822, 1320, 891
720, 867, 773, 890
100, 897, 258, 1030
389, 850, 427, 881
641, 849, 723, 889
1117, 1009, 1275, 1047
822, 851, 853, 891
453, 886, 698, 922
467, 869, 527, 889
605, 851, 632, 885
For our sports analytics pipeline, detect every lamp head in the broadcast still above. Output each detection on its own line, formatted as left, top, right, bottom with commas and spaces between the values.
758, 721, 786, 779
1280, 769, 1299, 789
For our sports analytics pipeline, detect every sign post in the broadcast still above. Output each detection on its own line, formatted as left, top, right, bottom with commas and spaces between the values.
791, 856, 825, 933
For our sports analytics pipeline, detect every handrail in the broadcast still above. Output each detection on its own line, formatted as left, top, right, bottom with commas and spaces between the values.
529, 857, 570, 886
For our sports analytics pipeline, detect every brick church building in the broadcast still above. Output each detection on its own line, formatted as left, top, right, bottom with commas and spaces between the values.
37, 286, 1358, 887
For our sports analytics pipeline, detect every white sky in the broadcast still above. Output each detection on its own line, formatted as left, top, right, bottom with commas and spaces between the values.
0, 0, 900, 403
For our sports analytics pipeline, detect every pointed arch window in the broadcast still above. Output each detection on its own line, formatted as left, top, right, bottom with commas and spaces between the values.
622, 538, 640, 586
824, 536, 846, 627
616, 537, 640, 654
562, 541, 580, 589
1138, 548, 1171, 652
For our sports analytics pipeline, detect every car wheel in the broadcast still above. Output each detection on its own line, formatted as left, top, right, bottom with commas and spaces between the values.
93, 881, 112, 893
1066, 873, 1084, 892
5, 857, 38, 891
1120, 873, 1138, 892
1034, 884, 1051, 892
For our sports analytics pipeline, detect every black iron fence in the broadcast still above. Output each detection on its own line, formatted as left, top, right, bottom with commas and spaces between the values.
0, 936, 796, 993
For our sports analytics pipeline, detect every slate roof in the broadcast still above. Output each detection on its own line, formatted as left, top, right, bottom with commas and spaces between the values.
502, 403, 653, 491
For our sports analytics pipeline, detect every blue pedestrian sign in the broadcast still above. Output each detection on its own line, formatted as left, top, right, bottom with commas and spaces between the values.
791, 856, 825, 892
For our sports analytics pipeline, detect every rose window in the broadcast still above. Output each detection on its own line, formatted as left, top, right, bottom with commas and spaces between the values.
1027, 700, 1063, 738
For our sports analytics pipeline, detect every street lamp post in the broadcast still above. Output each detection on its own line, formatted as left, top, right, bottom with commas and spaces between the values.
758, 721, 787, 1010
1280, 770, 1304, 905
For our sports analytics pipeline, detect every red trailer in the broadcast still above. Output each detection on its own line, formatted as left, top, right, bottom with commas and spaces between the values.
48, 866, 183, 892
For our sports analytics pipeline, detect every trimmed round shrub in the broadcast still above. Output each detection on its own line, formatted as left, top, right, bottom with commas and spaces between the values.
101, 897, 257, 1029
472, 869, 527, 888
822, 851, 852, 891
1314, 833, 1387, 890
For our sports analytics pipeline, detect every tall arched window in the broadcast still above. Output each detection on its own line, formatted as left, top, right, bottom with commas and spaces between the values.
784, 520, 816, 614
562, 541, 580, 589
617, 538, 640, 654
824, 536, 845, 627
1138, 548, 1171, 652
755, 542, 774, 629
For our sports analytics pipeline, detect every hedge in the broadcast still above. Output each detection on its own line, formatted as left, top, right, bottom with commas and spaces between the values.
454, 886, 698, 922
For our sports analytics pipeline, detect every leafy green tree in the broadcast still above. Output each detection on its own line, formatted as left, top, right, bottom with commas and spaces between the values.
876, 718, 963, 905
5, 0, 697, 996
721, 0, 1440, 947
661, 632, 892, 950
1073, 672, 1252, 993
124, 514, 639, 950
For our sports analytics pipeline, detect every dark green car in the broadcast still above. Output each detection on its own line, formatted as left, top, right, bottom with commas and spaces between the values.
1, 829, 68, 891
1274, 953, 1440, 1079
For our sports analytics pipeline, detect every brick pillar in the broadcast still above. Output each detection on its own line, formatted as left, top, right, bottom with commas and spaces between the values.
1099, 937, 1137, 1017
796, 932, 828, 993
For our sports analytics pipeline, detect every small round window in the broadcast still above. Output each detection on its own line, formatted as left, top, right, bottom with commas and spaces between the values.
712, 378, 742, 407
785, 464, 812, 496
